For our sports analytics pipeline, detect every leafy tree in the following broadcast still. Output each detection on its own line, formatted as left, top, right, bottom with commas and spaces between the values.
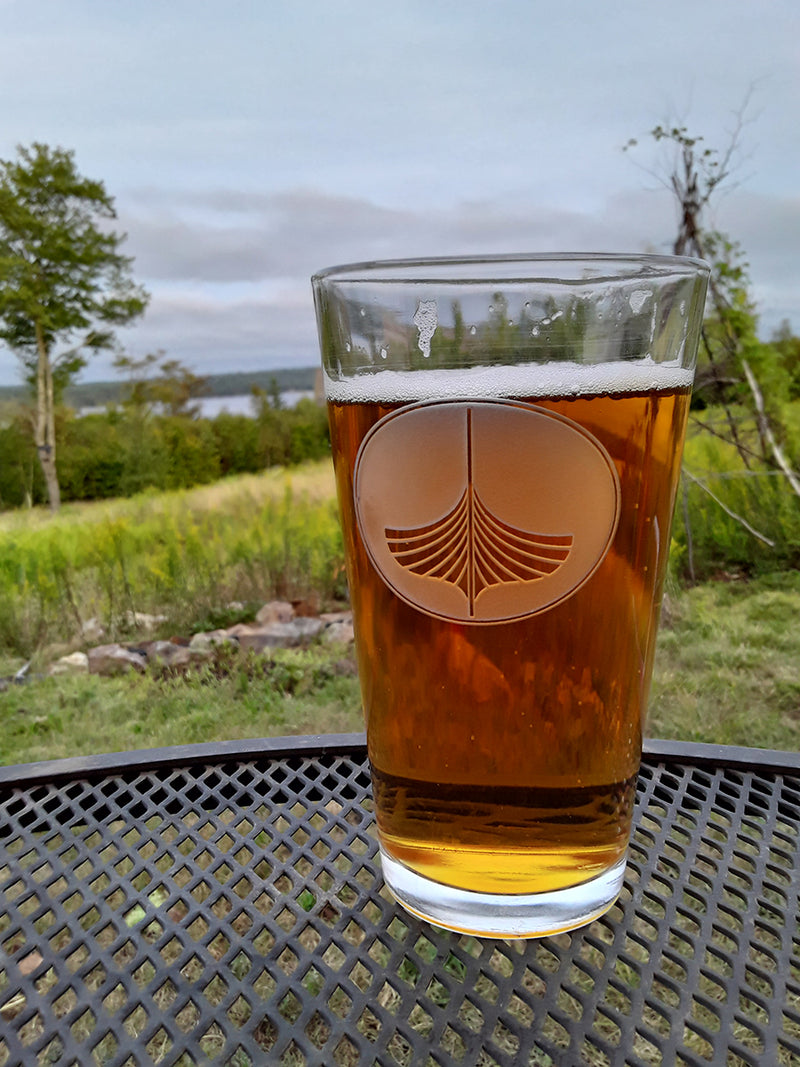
0, 143, 148, 510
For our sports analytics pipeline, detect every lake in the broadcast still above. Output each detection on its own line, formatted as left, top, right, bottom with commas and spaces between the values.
79, 390, 317, 418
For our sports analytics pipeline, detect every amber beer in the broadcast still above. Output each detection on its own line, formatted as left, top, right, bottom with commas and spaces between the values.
327, 370, 691, 896
313, 252, 708, 936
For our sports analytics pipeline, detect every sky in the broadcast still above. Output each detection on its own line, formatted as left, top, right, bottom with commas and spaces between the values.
0, 0, 798, 386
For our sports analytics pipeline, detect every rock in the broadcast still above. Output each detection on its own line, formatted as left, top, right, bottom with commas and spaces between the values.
320, 611, 352, 624
290, 617, 327, 639
81, 617, 106, 643
142, 641, 193, 667
322, 619, 355, 645
292, 595, 320, 617
255, 600, 295, 626
189, 630, 237, 651
49, 651, 89, 676
237, 617, 327, 652
88, 644, 147, 676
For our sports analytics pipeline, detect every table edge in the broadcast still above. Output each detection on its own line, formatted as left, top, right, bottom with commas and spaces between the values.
1, 733, 799, 789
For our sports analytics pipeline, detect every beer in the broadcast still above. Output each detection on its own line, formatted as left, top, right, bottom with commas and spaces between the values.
327, 362, 691, 896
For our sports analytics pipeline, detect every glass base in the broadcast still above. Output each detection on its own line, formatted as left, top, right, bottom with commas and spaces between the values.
380, 849, 627, 939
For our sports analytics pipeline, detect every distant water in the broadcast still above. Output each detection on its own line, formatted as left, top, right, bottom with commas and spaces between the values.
79, 390, 316, 418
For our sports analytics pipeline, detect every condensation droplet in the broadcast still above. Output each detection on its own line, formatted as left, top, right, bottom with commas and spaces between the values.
488, 304, 494, 313
469, 325, 477, 335
380, 347, 388, 359
541, 317, 551, 326
508, 319, 514, 327
359, 307, 366, 317
680, 300, 686, 316
524, 301, 530, 309
551, 310, 563, 321
531, 325, 540, 337
345, 342, 351, 352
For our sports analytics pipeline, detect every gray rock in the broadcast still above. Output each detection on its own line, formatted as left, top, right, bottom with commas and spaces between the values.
189, 629, 237, 651
88, 644, 147, 676
290, 617, 326, 639
237, 617, 327, 652
143, 641, 193, 667
322, 619, 355, 645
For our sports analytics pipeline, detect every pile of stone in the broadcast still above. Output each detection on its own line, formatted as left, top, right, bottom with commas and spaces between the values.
48, 601, 354, 678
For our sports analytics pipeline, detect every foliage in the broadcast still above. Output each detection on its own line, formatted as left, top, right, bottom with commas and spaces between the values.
0, 143, 148, 508
0, 645, 362, 767
1, 572, 798, 766
648, 571, 800, 751
673, 406, 800, 580
0, 462, 345, 656
0, 393, 331, 506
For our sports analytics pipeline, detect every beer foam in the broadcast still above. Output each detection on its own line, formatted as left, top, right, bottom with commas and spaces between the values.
324, 358, 694, 403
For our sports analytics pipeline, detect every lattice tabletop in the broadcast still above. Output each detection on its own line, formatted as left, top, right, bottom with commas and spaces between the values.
1, 735, 799, 1067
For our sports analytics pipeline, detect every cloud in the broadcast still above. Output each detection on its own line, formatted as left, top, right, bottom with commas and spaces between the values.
120, 186, 677, 282
95, 184, 800, 379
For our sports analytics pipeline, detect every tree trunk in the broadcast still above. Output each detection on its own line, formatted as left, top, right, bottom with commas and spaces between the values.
34, 321, 61, 512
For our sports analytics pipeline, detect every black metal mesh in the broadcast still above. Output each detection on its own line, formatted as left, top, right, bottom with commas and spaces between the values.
1, 739, 799, 1066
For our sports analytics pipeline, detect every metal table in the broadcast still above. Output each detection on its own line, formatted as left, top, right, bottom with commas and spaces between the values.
1, 734, 799, 1067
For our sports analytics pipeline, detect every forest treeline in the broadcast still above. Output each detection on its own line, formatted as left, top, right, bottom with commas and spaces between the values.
0, 390, 330, 507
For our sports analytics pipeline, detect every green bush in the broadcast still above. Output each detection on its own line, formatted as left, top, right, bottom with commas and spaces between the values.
0, 402, 332, 508
675, 414, 800, 579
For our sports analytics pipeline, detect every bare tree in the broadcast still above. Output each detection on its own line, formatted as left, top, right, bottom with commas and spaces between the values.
626, 107, 800, 500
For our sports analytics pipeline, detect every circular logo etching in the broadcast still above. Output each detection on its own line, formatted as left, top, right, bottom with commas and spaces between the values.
354, 399, 621, 623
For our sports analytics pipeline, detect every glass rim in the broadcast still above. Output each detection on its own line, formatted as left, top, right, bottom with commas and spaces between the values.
311, 251, 711, 285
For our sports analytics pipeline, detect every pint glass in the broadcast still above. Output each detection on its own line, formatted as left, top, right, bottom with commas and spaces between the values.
312, 254, 709, 937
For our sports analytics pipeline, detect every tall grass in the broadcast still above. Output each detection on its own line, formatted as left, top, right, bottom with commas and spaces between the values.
0, 462, 345, 656
674, 407, 800, 580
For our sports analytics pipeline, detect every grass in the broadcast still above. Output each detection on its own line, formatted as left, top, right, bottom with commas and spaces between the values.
0, 644, 363, 767
0, 570, 798, 768
0, 461, 344, 657
648, 570, 800, 750
0, 452, 797, 766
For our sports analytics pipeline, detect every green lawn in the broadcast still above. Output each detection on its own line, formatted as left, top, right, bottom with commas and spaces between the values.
1, 572, 798, 768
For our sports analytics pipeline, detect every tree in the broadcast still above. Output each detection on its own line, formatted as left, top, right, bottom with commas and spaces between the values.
625, 117, 800, 500
0, 143, 148, 510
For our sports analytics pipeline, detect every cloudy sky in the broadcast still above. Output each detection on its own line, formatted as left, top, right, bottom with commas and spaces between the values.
0, 0, 798, 385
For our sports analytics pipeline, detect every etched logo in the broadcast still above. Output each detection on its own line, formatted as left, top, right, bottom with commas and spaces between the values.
354, 399, 620, 623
